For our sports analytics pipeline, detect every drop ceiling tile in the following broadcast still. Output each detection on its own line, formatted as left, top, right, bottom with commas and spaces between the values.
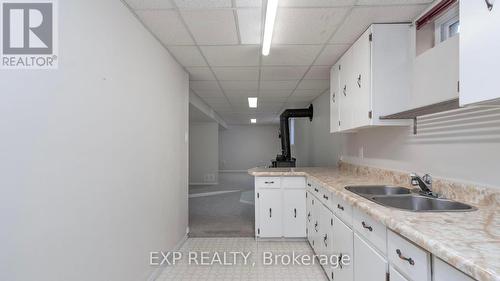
288, 95, 318, 102
220, 81, 259, 91
227, 96, 251, 104
285, 101, 310, 108
181, 10, 238, 45
357, 0, 433, 5
193, 89, 226, 98
168, 46, 207, 66
235, 0, 262, 7
211, 104, 235, 112
294, 89, 325, 96
273, 8, 349, 44
330, 5, 426, 44
259, 97, 288, 102
296, 79, 329, 90
224, 90, 259, 97
304, 66, 331, 79
259, 90, 294, 97
186, 67, 216, 80
260, 66, 309, 81
191, 80, 222, 92
200, 45, 260, 66
125, 0, 174, 10
174, 0, 232, 8
213, 67, 260, 81
202, 97, 230, 106
136, 10, 194, 45
279, 0, 356, 7
237, 9, 262, 44
314, 44, 350, 66
262, 45, 322, 66
260, 80, 299, 90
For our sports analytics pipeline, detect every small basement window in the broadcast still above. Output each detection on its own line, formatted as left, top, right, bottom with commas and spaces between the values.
434, 4, 459, 43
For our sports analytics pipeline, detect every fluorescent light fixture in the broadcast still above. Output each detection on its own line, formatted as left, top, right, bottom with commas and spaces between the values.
248, 97, 258, 108
262, 0, 278, 56
250, 118, 257, 124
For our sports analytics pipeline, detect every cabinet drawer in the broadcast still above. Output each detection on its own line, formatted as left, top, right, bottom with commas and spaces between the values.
353, 208, 387, 255
255, 177, 280, 188
318, 185, 332, 206
433, 257, 474, 281
332, 195, 353, 227
282, 177, 306, 189
306, 178, 314, 191
388, 230, 431, 281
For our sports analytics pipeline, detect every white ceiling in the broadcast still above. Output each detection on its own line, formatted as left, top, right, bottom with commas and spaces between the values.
126, 0, 432, 125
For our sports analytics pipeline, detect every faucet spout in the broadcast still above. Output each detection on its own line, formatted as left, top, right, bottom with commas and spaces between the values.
410, 173, 434, 195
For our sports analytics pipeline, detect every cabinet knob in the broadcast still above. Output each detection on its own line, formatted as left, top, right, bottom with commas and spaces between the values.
396, 249, 415, 266
361, 221, 373, 232
485, 0, 494, 11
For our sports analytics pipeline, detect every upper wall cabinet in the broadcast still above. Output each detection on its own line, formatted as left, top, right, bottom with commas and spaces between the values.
460, 0, 500, 106
330, 24, 412, 133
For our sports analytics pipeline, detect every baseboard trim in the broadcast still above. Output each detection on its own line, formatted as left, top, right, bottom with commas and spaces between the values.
219, 170, 248, 173
189, 182, 219, 186
147, 234, 188, 281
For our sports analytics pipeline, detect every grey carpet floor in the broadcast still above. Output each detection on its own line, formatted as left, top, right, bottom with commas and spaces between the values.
189, 173, 255, 237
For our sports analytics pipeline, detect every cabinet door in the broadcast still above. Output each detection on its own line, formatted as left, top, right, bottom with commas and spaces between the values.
330, 63, 341, 133
319, 203, 334, 258
339, 48, 353, 131
312, 197, 322, 253
354, 233, 388, 281
350, 27, 372, 129
257, 189, 282, 238
306, 192, 313, 244
283, 189, 306, 237
332, 215, 354, 281
390, 266, 409, 281
460, 0, 500, 106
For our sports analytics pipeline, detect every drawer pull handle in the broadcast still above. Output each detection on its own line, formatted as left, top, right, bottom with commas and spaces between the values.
323, 195, 329, 200
294, 208, 297, 218
337, 204, 344, 211
323, 234, 328, 247
338, 254, 343, 269
361, 221, 373, 232
307, 183, 311, 187
314, 222, 319, 232
269, 208, 272, 218
314, 188, 319, 192
265, 181, 274, 184
396, 249, 415, 266
307, 212, 311, 221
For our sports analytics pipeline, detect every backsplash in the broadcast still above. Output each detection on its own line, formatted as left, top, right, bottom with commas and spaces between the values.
339, 161, 500, 207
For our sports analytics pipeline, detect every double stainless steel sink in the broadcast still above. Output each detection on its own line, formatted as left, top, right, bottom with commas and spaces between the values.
345, 185, 476, 212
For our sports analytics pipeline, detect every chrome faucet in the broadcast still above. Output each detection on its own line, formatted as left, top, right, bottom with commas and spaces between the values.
410, 173, 437, 197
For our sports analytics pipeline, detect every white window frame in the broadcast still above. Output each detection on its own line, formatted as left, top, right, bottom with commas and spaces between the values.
290, 118, 295, 146
434, 3, 459, 44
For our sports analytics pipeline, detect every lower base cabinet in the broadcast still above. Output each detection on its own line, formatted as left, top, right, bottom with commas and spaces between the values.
354, 233, 388, 281
390, 266, 410, 281
332, 215, 354, 281
257, 189, 283, 237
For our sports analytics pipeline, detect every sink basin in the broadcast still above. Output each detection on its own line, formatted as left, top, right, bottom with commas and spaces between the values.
371, 195, 476, 212
345, 185, 411, 196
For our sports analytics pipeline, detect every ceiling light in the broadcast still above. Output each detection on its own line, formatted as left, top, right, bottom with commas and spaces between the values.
248, 97, 258, 108
262, 0, 278, 56
251, 118, 257, 124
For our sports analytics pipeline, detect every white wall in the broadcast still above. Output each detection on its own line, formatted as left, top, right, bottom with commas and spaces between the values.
342, 107, 500, 188
293, 92, 342, 167
219, 125, 280, 170
0, 1, 189, 281
189, 122, 219, 184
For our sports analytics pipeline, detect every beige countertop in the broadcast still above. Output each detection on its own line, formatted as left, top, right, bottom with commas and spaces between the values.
248, 166, 500, 281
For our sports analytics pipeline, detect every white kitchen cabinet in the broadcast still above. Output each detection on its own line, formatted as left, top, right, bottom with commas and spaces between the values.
306, 192, 314, 244
332, 24, 412, 132
433, 257, 474, 281
257, 189, 282, 238
312, 195, 323, 253
390, 266, 410, 281
255, 176, 306, 238
283, 189, 306, 237
460, 0, 500, 106
332, 215, 354, 281
330, 63, 341, 133
354, 233, 388, 281
319, 203, 334, 258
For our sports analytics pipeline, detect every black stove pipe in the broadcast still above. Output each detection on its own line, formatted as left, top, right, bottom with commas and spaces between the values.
279, 104, 313, 161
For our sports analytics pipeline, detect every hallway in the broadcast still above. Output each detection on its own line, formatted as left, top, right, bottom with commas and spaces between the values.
189, 173, 255, 237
